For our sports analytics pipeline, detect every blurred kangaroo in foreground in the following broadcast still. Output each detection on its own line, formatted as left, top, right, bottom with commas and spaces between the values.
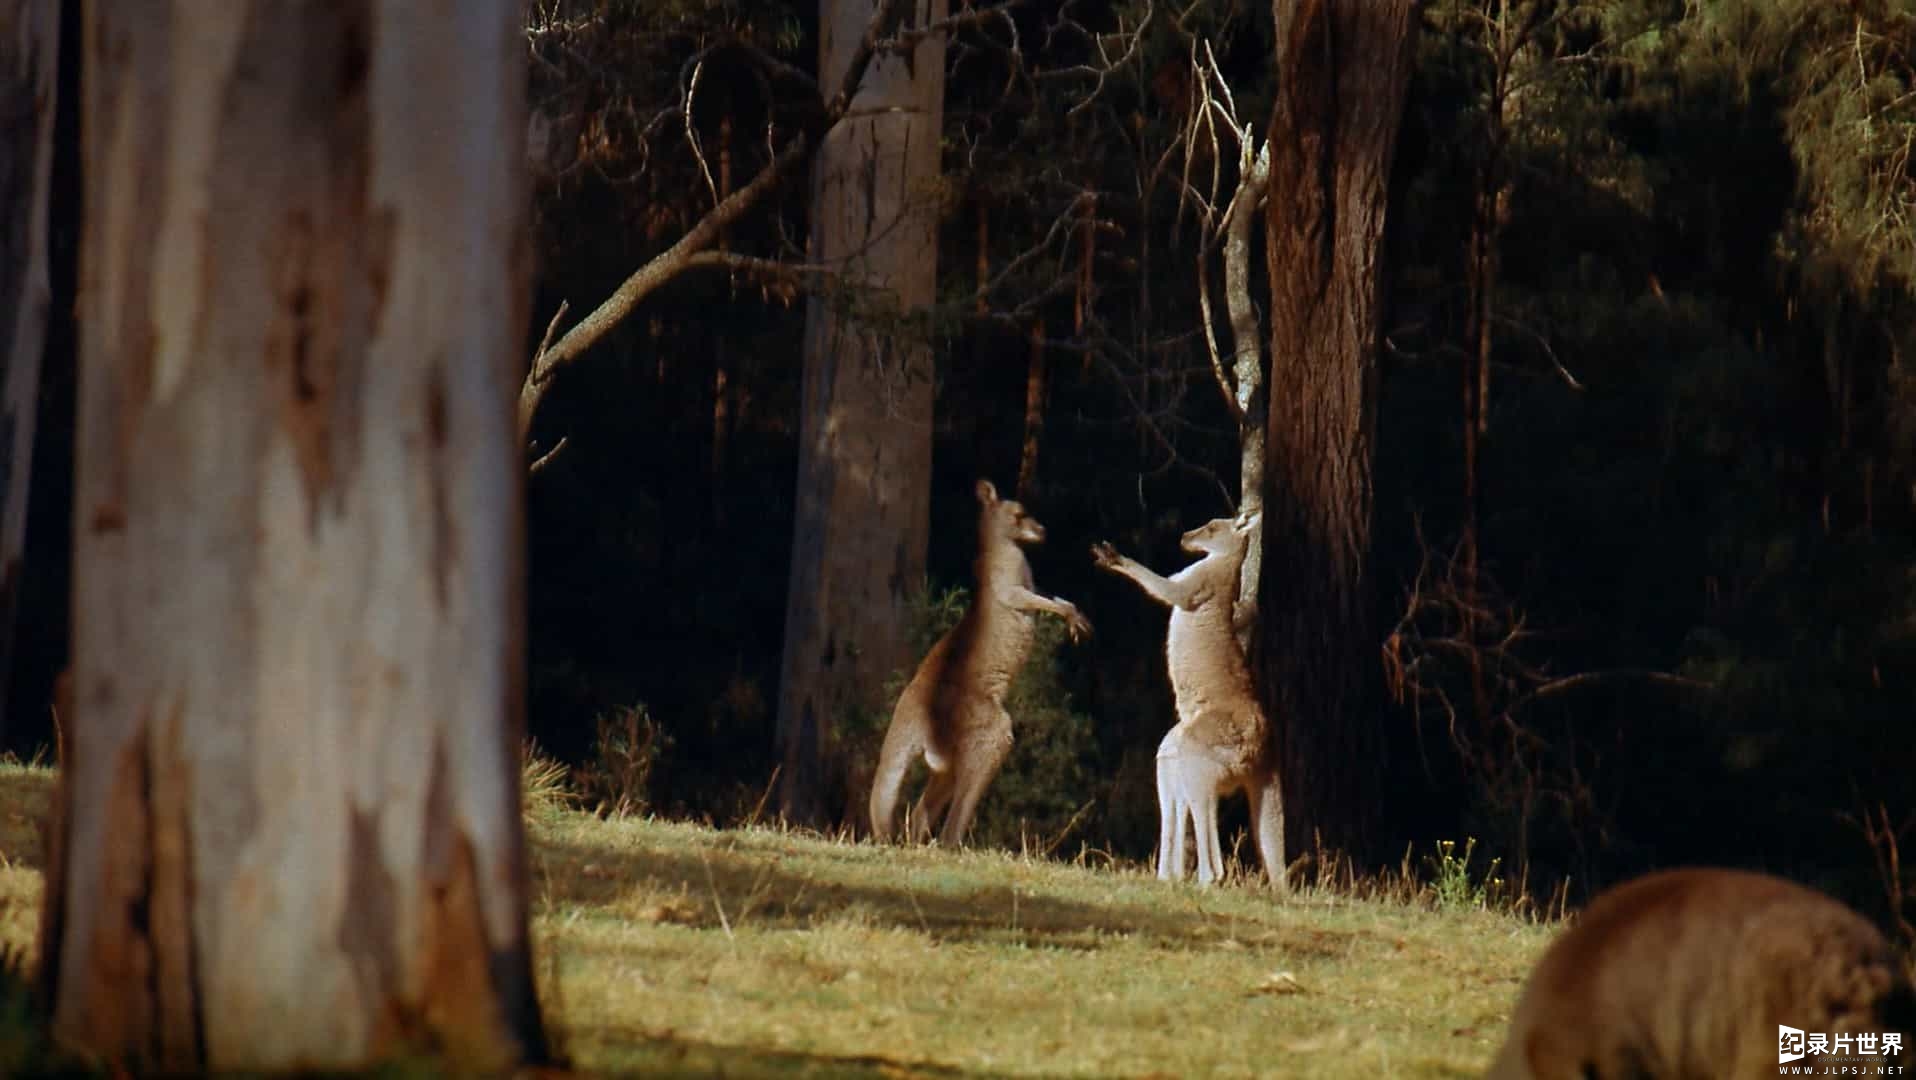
868, 479, 1093, 847
1488, 867, 1916, 1080
1090, 510, 1285, 890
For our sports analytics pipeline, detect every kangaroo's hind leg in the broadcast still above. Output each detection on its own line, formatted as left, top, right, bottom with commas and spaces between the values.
1247, 770, 1287, 892
1190, 784, 1224, 884
910, 766, 957, 844
1162, 748, 1227, 885
1155, 741, 1192, 880
938, 720, 1014, 848
868, 705, 928, 842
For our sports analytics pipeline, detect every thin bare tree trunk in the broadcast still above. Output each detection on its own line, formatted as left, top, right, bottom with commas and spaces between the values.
1016, 320, 1046, 500
1259, 0, 1417, 861
712, 115, 734, 524
1224, 145, 1270, 652
1460, 0, 1514, 735
776, 0, 947, 823
0, 0, 58, 743
47, 2, 547, 1070
1461, 169, 1507, 734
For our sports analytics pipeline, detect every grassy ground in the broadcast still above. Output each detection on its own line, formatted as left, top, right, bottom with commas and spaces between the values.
0, 759, 1552, 1077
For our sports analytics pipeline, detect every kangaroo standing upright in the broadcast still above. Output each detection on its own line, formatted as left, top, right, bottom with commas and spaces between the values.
868, 479, 1093, 847
1091, 511, 1286, 890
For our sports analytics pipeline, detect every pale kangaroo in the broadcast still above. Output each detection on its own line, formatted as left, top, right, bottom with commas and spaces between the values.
868, 479, 1093, 847
1488, 867, 1916, 1080
1090, 511, 1286, 890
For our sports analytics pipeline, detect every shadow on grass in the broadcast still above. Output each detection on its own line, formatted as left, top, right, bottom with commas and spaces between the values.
561, 1023, 1002, 1079
530, 827, 1358, 959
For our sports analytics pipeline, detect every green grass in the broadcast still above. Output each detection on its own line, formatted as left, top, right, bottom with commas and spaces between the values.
0, 759, 1553, 1077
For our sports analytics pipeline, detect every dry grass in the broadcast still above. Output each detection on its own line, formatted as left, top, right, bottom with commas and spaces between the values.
0, 759, 51, 970
0, 759, 1554, 1077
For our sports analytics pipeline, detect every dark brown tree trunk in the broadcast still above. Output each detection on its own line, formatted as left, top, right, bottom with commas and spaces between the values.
1460, 168, 1495, 736
46, 2, 547, 1070
1259, 0, 1417, 862
1460, 6, 1513, 734
1016, 320, 1046, 500
712, 114, 734, 525
776, 0, 947, 824
0, 0, 58, 744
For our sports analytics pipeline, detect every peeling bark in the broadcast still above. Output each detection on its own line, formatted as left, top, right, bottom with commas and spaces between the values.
50, 2, 546, 1070
775, 0, 948, 823
0, 0, 58, 742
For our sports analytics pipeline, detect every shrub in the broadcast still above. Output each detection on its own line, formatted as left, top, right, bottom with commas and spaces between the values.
574, 703, 672, 818
521, 739, 577, 822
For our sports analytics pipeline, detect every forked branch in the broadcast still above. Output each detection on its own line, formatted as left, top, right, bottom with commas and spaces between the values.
519, 0, 1027, 455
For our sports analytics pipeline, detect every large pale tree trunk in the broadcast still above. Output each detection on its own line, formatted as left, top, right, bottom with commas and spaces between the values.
1258, 0, 1417, 861
0, 0, 58, 742
44, 2, 547, 1070
776, 0, 947, 824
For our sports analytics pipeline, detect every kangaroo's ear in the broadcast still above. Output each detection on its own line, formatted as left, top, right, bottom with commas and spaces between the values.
1234, 509, 1262, 532
976, 479, 999, 505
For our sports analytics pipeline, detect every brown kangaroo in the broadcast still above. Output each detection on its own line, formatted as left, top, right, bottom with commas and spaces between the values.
1488, 866, 1916, 1079
1091, 510, 1285, 890
868, 479, 1092, 847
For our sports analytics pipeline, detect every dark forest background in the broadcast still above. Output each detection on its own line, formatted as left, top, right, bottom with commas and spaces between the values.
7, 0, 1914, 930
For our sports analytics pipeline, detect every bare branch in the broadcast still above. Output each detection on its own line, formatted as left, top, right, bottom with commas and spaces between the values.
1195, 252, 1243, 422
685, 57, 720, 209
1222, 140, 1268, 424
532, 299, 569, 372
1504, 668, 1714, 716
1385, 508, 1718, 873
684, 248, 833, 283
528, 436, 571, 476
521, 125, 807, 401
1492, 311, 1584, 390
518, 0, 947, 444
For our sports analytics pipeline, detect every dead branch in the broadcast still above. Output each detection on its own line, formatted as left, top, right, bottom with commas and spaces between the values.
1195, 253, 1240, 421
1385, 514, 1717, 873
521, 0, 1024, 452
1220, 139, 1269, 422
1844, 801, 1916, 948
517, 120, 812, 435
528, 436, 571, 476
533, 299, 568, 373
1492, 311, 1585, 390
518, 0, 1039, 461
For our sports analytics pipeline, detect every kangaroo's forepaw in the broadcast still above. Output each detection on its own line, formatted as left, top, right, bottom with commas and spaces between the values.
1062, 604, 1093, 642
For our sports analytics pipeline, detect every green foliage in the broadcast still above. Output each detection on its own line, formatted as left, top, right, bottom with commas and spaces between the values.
973, 608, 1101, 853
0, 947, 53, 1078
1425, 837, 1507, 913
